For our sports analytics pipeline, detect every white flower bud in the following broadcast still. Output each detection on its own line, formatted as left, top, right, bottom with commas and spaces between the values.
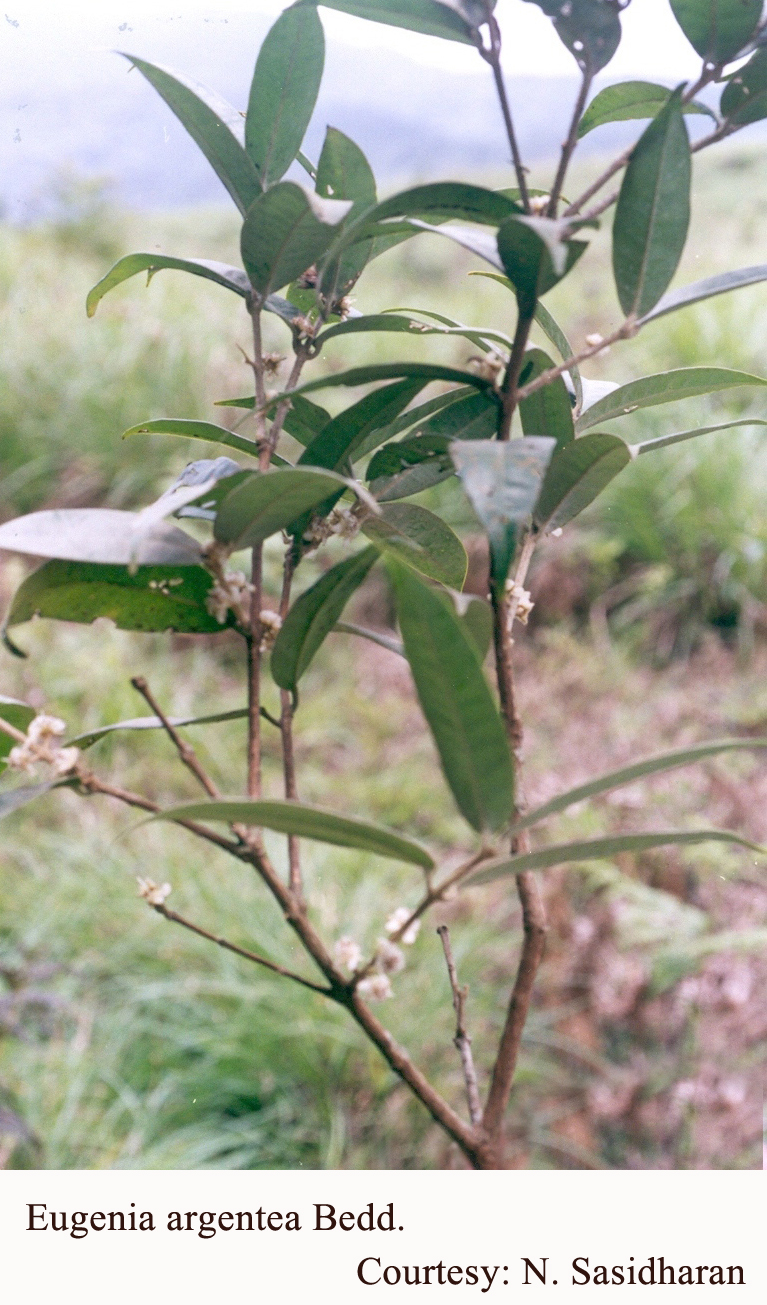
384, 907, 420, 946
357, 973, 392, 1001
377, 939, 405, 975
50, 746, 80, 776
333, 935, 362, 973
137, 877, 172, 906
27, 714, 66, 744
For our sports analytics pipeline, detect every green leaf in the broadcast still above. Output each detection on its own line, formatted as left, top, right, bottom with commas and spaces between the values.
121, 55, 261, 214
534, 432, 632, 530
366, 180, 519, 227
518, 348, 574, 450
246, 4, 325, 187
387, 558, 513, 833
315, 311, 511, 352
69, 708, 250, 752
578, 80, 715, 137
438, 589, 493, 662
368, 390, 500, 499
633, 416, 767, 455
522, 0, 623, 73
0, 509, 201, 567
151, 796, 435, 869
497, 216, 587, 311
4, 561, 229, 638
515, 737, 767, 833
241, 181, 352, 298
576, 366, 767, 432
451, 437, 556, 592
0, 781, 63, 821
86, 254, 251, 317
266, 361, 497, 408
316, 126, 378, 289
281, 394, 331, 446
638, 263, 767, 325
271, 546, 378, 690
612, 89, 691, 318
0, 696, 36, 772
368, 436, 455, 501
470, 829, 766, 885
721, 46, 767, 125
122, 418, 260, 460
299, 378, 426, 470
363, 502, 467, 589
311, 1, 477, 44
214, 466, 349, 549
669, 0, 762, 64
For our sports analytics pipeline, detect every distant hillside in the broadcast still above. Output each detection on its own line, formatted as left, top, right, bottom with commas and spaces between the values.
0, 10, 735, 217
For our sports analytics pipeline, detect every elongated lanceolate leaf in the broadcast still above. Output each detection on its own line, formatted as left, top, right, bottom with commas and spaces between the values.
246, 4, 325, 187
315, 312, 511, 352
669, 0, 762, 64
534, 432, 632, 530
86, 255, 251, 317
368, 390, 500, 500
241, 182, 352, 297
123, 419, 260, 460
470, 829, 766, 886
265, 362, 497, 409
0, 510, 201, 567
121, 55, 261, 214
451, 437, 555, 592
4, 561, 230, 639
613, 89, 691, 318
311, 0, 478, 42
514, 737, 767, 833
70, 708, 250, 752
363, 503, 467, 589
316, 127, 377, 290
721, 47, 767, 125
633, 417, 767, 456
281, 394, 331, 446
578, 81, 715, 138
518, 348, 574, 450
152, 797, 435, 869
0, 696, 36, 771
575, 367, 767, 433
214, 467, 349, 549
387, 559, 513, 832
299, 378, 425, 470
271, 546, 378, 690
522, 0, 623, 72
498, 216, 587, 311
0, 781, 64, 821
638, 264, 767, 326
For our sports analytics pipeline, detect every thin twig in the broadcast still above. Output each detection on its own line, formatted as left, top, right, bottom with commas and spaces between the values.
247, 544, 264, 802
479, 5, 530, 212
151, 902, 331, 995
547, 65, 593, 218
516, 315, 638, 408
385, 849, 497, 949
278, 552, 302, 901
130, 676, 219, 799
437, 925, 483, 1127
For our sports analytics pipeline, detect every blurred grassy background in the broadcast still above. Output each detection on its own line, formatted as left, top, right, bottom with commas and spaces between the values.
1, 143, 766, 1170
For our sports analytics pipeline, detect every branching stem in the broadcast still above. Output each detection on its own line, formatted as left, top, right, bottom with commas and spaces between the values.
130, 676, 219, 799
437, 925, 483, 1127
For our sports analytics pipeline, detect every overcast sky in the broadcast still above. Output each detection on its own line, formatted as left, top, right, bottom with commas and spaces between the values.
2, 0, 703, 82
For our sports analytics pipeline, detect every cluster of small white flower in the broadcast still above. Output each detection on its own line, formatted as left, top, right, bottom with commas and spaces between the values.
7, 715, 80, 778
136, 877, 172, 906
303, 502, 368, 550
505, 579, 534, 627
258, 609, 283, 652
332, 907, 421, 1002
205, 571, 253, 625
